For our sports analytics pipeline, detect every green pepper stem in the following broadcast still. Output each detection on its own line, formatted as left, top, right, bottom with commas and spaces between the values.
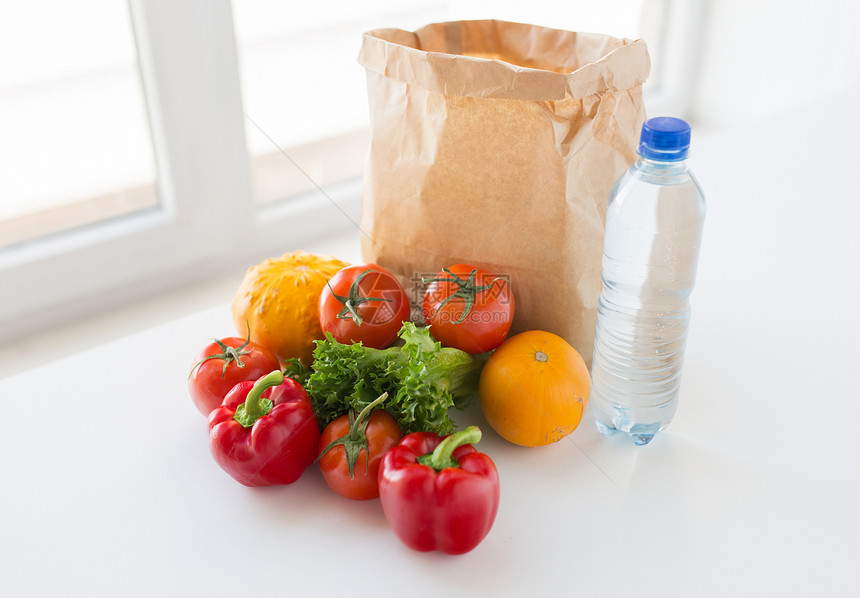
418, 426, 482, 471
233, 370, 283, 428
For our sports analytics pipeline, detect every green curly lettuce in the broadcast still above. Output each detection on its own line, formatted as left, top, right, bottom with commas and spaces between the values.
284, 322, 484, 435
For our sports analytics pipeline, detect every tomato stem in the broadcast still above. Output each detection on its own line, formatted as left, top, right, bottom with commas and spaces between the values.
189, 321, 254, 379
327, 269, 393, 327
233, 370, 282, 428
422, 269, 506, 324
417, 426, 482, 471
316, 392, 389, 478
349, 392, 389, 440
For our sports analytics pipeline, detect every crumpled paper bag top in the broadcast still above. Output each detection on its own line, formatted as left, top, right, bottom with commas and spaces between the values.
359, 19, 649, 100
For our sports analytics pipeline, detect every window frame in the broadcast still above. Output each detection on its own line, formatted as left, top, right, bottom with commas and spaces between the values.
0, 0, 362, 342
640, 0, 707, 118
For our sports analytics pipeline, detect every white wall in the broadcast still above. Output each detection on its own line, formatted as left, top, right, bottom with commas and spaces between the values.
692, 0, 860, 128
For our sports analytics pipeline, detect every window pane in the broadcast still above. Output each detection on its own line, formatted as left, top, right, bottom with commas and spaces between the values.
0, 1, 157, 248
232, 0, 448, 204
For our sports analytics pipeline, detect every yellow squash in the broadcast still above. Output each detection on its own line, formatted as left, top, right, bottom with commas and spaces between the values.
231, 250, 348, 366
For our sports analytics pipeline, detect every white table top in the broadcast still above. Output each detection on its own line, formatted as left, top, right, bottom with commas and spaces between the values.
2, 87, 859, 597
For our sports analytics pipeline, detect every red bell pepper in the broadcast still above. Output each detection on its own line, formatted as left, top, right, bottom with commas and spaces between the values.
378, 426, 499, 555
208, 370, 320, 487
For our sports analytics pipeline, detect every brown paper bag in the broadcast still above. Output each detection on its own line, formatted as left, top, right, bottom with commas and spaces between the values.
358, 20, 650, 364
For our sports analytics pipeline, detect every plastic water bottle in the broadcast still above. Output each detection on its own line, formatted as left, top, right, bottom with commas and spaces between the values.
590, 117, 706, 445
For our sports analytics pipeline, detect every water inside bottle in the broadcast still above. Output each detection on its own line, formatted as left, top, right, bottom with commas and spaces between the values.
590, 161, 705, 445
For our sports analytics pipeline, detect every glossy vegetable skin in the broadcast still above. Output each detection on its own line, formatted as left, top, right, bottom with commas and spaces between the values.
208, 371, 320, 487
317, 393, 403, 500
319, 264, 411, 349
422, 264, 514, 354
378, 427, 499, 555
188, 334, 280, 416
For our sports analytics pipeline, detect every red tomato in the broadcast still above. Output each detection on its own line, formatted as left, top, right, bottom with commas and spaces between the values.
188, 335, 280, 416
318, 264, 411, 349
422, 264, 514, 354
317, 395, 403, 501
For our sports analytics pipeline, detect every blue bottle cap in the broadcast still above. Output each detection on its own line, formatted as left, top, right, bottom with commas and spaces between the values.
638, 117, 691, 160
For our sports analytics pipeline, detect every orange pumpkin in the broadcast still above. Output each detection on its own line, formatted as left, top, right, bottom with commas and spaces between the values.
231, 251, 348, 366
479, 330, 590, 447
